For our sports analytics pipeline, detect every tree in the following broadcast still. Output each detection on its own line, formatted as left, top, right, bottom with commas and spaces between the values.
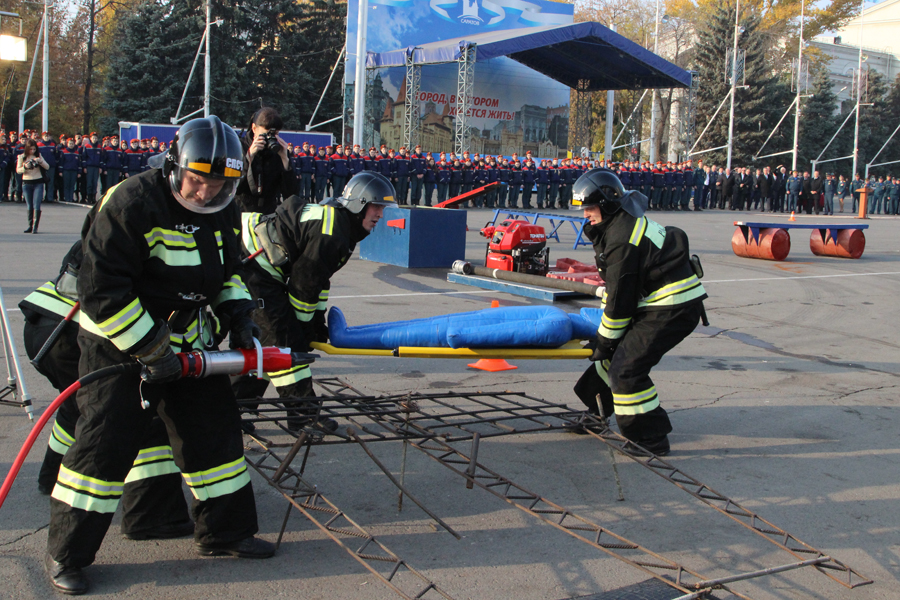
691, 2, 791, 167
797, 65, 842, 172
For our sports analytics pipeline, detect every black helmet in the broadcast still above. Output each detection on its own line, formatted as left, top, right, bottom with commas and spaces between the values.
572, 168, 626, 212
163, 115, 243, 214
324, 171, 397, 214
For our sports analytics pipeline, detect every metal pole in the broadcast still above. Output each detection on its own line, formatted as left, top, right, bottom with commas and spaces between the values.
352, 0, 368, 148
649, 0, 660, 164
19, 18, 43, 133
307, 46, 346, 131
203, 0, 210, 117
726, 0, 740, 170
604, 24, 616, 161
41, 0, 48, 131
851, 0, 864, 178
791, 0, 804, 171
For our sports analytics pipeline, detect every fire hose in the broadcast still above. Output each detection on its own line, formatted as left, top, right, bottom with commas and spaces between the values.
0, 343, 316, 510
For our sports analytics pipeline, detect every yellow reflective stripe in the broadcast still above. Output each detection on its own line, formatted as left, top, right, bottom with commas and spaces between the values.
188, 161, 211, 173
215, 230, 224, 263
51, 484, 120, 513
144, 227, 196, 248
629, 217, 647, 246
597, 323, 627, 340
213, 274, 251, 308
322, 205, 334, 235
96, 298, 143, 336
241, 212, 285, 282
48, 422, 73, 455
182, 458, 250, 501
317, 290, 328, 311
56, 465, 124, 497
269, 364, 311, 388
148, 244, 202, 266
289, 294, 316, 321
124, 459, 180, 484
23, 282, 80, 321
81, 310, 155, 352
132, 445, 174, 467
642, 275, 701, 303
98, 181, 125, 212
613, 386, 660, 416
594, 359, 611, 386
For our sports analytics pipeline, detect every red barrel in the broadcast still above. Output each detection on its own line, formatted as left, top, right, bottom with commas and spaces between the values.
732, 227, 791, 261
809, 229, 866, 259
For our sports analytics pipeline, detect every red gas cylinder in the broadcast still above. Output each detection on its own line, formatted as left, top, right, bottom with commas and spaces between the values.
809, 229, 866, 259
731, 227, 791, 261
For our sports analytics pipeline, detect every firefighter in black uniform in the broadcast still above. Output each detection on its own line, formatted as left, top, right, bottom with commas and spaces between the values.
19, 241, 193, 540
44, 116, 273, 596
571, 169, 707, 456
233, 171, 397, 430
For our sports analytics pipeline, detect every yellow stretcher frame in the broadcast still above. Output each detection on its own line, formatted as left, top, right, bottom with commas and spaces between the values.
310, 341, 592, 360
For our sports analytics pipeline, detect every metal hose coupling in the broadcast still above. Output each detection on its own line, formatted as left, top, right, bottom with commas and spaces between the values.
451, 260, 474, 275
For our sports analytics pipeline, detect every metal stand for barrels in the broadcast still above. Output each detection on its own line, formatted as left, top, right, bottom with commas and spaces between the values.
0, 285, 34, 420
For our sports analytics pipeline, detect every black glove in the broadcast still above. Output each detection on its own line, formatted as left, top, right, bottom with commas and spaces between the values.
230, 314, 261, 350
589, 337, 617, 362
133, 324, 182, 383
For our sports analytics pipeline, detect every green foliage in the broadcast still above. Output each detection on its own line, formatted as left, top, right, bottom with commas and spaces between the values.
99, 0, 346, 136
692, 2, 792, 167
797, 66, 842, 171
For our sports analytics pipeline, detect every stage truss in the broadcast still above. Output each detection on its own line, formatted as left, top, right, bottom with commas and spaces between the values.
240, 378, 872, 600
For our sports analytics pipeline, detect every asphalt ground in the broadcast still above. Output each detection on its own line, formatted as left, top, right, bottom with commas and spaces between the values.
0, 199, 898, 600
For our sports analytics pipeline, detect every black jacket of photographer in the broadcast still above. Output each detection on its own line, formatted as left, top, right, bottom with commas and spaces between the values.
234, 131, 300, 215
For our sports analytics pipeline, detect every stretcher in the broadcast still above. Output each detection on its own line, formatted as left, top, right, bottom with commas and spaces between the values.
310, 341, 592, 360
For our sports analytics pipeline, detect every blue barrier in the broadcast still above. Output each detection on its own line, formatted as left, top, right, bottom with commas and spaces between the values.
490, 209, 591, 250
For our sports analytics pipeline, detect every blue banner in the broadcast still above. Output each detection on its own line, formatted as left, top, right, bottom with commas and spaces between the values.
344, 0, 574, 157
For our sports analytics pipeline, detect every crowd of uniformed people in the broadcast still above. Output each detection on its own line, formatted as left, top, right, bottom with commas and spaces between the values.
0, 129, 167, 207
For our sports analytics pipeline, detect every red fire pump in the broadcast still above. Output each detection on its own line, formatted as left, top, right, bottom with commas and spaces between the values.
479, 219, 550, 275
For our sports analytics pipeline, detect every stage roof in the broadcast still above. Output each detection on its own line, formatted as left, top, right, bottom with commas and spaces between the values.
366, 21, 692, 91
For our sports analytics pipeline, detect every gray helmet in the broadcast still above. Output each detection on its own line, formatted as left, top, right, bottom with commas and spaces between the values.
323, 171, 397, 214
164, 115, 243, 214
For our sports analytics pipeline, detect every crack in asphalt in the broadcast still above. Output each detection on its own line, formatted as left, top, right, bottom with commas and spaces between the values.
833, 385, 900, 400
0, 524, 48, 548
669, 391, 742, 413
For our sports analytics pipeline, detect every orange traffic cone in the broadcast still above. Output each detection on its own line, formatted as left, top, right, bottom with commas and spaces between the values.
789, 211, 796, 222
468, 358, 518, 372
470, 299, 517, 370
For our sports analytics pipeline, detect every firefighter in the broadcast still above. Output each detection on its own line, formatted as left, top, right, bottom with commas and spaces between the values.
124, 138, 145, 178
44, 116, 272, 596
81, 132, 103, 204
571, 169, 707, 456
19, 240, 193, 537
234, 172, 396, 430
59, 137, 83, 203
103, 134, 124, 190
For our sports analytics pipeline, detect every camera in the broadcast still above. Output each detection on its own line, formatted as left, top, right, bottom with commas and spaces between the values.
260, 129, 281, 153
25, 159, 38, 170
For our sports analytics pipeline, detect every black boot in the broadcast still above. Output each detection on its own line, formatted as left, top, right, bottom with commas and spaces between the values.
44, 553, 88, 595
24, 209, 33, 233
32, 210, 41, 234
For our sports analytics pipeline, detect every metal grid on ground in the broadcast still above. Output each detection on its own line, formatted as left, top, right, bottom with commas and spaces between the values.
240, 378, 872, 600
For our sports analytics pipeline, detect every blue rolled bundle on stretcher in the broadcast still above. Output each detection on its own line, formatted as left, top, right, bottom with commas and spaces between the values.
329, 305, 602, 350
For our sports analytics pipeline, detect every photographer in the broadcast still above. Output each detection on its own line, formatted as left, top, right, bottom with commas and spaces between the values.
17, 138, 50, 233
234, 107, 299, 214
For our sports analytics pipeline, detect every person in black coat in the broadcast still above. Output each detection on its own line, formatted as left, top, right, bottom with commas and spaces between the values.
234, 107, 299, 214
722, 168, 735, 209
809, 170, 824, 215
800, 172, 812, 213
757, 166, 773, 212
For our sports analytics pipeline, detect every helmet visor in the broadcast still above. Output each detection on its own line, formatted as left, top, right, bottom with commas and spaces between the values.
168, 167, 238, 214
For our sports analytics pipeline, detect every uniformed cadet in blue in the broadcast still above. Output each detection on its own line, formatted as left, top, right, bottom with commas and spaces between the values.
823, 173, 837, 215
423, 155, 437, 206
313, 145, 331, 202
102, 134, 124, 192
547, 159, 560, 208
392, 146, 409, 205
408, 144, 426, 205
329, 144, 350, 197
348, 144, 365, 177
80, 132, 104, 205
